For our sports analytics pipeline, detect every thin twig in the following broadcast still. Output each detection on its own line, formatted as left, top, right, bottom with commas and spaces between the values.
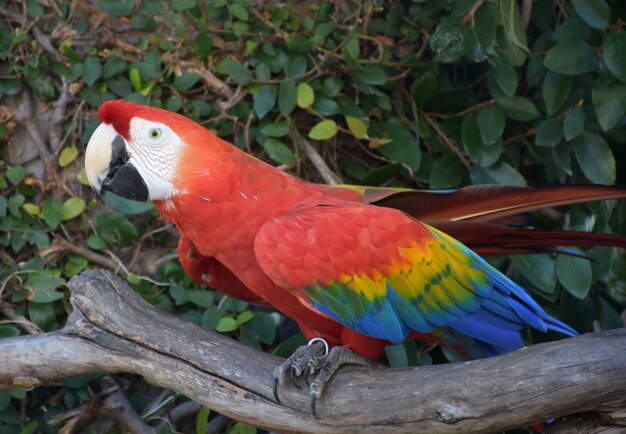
290, 128, 343, 185
460, 0, 486, 25
0, 306, 42, 335
422, 113, 471, 169
178, 60, 234, 100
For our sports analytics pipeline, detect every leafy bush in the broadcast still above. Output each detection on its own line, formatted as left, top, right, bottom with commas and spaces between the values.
0, 0, 625, 432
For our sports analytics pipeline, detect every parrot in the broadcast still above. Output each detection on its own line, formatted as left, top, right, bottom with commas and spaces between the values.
85, 100, 626, 415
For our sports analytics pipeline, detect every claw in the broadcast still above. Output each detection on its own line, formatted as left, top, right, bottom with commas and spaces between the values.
290, 365, 301, 388
304, 362, 314, 385
310, 393, 318, 419
273, 340, 377, 417
272, 375, 280, 403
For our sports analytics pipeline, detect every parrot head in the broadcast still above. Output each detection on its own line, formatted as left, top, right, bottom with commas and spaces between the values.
85, 100, 201, 202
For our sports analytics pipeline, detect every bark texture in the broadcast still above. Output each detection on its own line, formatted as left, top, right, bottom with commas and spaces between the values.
0, 269, 624, 433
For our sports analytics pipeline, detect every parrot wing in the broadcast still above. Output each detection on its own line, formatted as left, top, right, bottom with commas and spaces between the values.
254, 202, 576, 354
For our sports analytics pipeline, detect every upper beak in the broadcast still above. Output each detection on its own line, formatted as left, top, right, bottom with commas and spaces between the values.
85, 123, 149, 202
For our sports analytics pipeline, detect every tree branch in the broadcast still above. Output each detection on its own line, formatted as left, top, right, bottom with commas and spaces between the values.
0, 270, 624, 433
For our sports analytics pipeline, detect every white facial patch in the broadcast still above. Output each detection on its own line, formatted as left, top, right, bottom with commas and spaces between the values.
127, 118, 185, 201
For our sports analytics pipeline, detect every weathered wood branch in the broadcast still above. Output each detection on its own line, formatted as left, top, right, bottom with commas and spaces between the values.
0, 269, 625, 433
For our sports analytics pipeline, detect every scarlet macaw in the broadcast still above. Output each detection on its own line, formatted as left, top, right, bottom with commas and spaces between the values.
85, 100, 626, 413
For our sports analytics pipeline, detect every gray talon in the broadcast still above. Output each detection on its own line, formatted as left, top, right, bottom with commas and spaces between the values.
273, 340, 377, 418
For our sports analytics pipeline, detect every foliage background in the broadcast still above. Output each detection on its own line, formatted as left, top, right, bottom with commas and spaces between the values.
1, 0, 625, 432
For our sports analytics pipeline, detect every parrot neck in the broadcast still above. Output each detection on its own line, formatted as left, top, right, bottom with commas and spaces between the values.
154, 141, 324, 256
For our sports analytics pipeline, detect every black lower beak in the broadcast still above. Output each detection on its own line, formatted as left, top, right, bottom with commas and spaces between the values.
101, 135, 149, 202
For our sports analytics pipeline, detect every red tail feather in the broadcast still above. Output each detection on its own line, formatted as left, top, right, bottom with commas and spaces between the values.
368, 184, 626, 222
429, 220, 626, 256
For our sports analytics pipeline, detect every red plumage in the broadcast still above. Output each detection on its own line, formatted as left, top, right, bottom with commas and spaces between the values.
96, 100, 626, 361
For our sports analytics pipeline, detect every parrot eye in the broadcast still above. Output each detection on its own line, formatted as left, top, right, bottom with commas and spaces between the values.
148, 128, 162, 140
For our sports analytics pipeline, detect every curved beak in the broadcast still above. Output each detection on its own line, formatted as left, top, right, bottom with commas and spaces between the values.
85, 123, 149, 202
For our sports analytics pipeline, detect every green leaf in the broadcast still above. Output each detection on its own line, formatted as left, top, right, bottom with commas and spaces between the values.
60, 198, 86, 221
296, 82, 315, 108
526, 55, 546, 87
129, 68, 142, 92
102, 56, 127, 79
496, 96, 539, 121
598, 296, 623, 330
174, 73, 200, 90
58, 146, 79, 167
357, 65, 386, 85
574, 132, 616, 184
201, 306, 220, 329
222, 60, 251, 86
572, 0, 610, 30
236, 310, 254, 324
308, 120, 338, 140
592, 86, 626, 131
6, 166, 25, 185
476, 105, 505, 145
87, 235, 107, 250
41, 199, 62, 230
228, 3, 248, 21
0, 325, 19, 338
172, 0, 197, 10
263, 139, 296, 165
103, 192, 153, 214
556, 249, 592, 299
430, 18, 465, 63
385, 343, 409, 368
216, 317, 238, 332
412, 72, 438, 109
563, 107, 585, 140
196, 407, 210, 434
345, 116, 368, 139
194, 30, 213, 59
604, 30, 626, 83
253, 85, 277, 119
544, 40, 597, 75
470, 162, 526, 186
535, 120, 563, 147
22, 203, 40, 216
23, 271, 65, 303
95, 211, 139, 246
278, 80, 296, 116
18, 420, 37, 434
429, 154, 463, 189
462, 112, 501, 166
372, 121, 421, 171
496, 0, 529, 65
188, 290, 214, 308
99, 0, 134, 16
490, 58, 517, 96
542, 71, 573, 116
555, 15, 592, 43
322, 77, 344, 98
0, 392, 10, 413
512, 254, 556, 295
82, 57, 102, 86
285, 55, 307, 79
29, 300, 57, 330
261, 122, 289, 137
286, 34, 311, 54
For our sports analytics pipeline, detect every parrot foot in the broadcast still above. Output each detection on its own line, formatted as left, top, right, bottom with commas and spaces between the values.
273, 338, 377, 418
273, 338, 328, 403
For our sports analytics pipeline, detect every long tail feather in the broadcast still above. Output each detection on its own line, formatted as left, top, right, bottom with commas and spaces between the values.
428, 220, 626, 256
365, 184, 626, 222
